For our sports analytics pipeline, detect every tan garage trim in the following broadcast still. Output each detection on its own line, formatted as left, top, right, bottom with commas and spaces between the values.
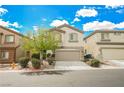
100, 47, 124, 50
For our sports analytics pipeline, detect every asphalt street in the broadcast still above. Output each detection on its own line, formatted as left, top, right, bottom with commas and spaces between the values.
0, 69, 124, 87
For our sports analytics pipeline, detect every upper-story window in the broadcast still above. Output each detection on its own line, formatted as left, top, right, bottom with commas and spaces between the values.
5, 35, 14, 43
69, 33, 78, 42
101, 33, 109, 40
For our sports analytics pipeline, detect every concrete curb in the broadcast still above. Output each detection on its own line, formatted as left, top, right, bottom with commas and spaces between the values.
1, 67, 124, 72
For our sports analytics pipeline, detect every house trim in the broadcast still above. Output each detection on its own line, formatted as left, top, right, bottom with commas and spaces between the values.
99, 47, 124, 51
97, 42, 124, 45
0, 25, 24, 36
53, 24, 83, 34
49, 28, 65, 33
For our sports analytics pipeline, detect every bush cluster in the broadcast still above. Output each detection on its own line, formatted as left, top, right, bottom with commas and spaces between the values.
31, 58, 41, 69
90, 59, 100, 67
18, 57, 30, 68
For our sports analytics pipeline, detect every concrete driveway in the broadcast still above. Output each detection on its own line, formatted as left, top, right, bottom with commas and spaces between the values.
108, 60, 124, 67
54, 61, 91, 70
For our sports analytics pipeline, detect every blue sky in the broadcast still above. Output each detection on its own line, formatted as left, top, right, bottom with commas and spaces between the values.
0, 5, 124, 36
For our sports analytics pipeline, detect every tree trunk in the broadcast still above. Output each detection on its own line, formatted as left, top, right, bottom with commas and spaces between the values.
40, 51, 43, 60
43, 50, 47, 60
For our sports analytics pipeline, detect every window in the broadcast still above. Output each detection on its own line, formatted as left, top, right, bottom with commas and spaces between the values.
5, 35, 14, 43
69, 33, 78, 42
101, 33, 109, 40
0, 51, 9, 60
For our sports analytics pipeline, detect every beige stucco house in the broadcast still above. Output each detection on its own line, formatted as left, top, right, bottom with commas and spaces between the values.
49, 24, 84, 61
84, 30, 124, 61
0, 25, 25, 64
0, 24, 84, 64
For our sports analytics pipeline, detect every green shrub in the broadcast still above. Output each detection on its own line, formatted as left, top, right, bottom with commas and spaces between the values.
90, 59, 100, 67
31, 58, 41, 69
32, 53, 40, 59
18, 57, 29, 68
46, 53, 54, 65
47, 58, 54, 65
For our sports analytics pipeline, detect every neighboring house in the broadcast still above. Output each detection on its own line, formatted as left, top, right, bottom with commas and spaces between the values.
84, 30, 124, 61
49, 24, 84, 61
0, 26, 25, 64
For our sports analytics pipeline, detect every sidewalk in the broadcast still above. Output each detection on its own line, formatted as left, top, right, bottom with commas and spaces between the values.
1, 62, 124, 72
108, 60, 124, 67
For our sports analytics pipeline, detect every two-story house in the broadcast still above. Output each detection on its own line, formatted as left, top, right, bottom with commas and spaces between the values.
84, 30, 124, 61
0, 25, 25, 64
0, 24, 84, 63
49, 24, 84, 61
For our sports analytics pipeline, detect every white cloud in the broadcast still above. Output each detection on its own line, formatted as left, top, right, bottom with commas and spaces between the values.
0, 19, 22, 28
83, 21, 124, 31
50, 19, 69, 27
116, 22, 124, 28
0, 7, 8, 16
0, 19, 9, 27
9, 28, 19, 32
105, 5, 124, 9
33, 26, 39, 32
57, 16, 63, 19
116, 9, 124, 14
10, 22, 22, 28
42, 18, 47, 21
82, 6, 102, 9
71, 17, 80, 24
76, 9, 98, 17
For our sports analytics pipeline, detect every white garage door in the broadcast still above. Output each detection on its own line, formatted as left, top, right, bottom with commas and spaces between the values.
102, 48, 124, 60
55, 49, 81, 61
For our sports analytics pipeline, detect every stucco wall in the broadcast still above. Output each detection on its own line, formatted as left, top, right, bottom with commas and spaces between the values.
59, 27, 83, 47
0, 27, 21, 46
97, 32, 124, 42
85, 32, 124, 61
0, 27, 25, 60
84, 33, 100, 59
16, 47, 26, 61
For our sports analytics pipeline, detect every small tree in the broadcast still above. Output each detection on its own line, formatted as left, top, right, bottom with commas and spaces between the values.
22, 29, 60, 60
21, 31, 36, 58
